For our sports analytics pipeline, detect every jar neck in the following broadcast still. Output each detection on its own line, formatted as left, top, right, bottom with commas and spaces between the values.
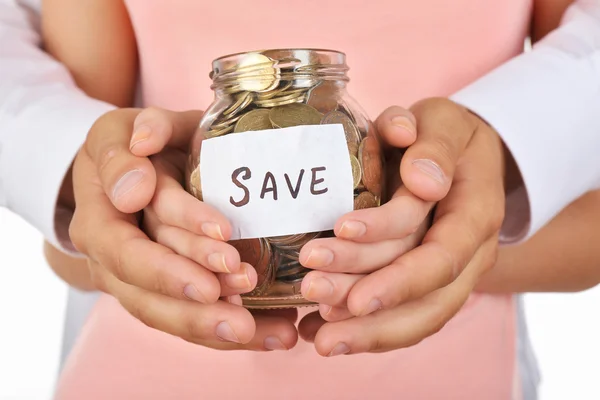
210, 49, 349, 96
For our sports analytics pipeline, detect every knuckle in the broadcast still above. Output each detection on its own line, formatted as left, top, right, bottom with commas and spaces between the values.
428, 135, 456, 167
127, 301, 155, 330
153, 254, 178, 295
68, 214, 86, 253
138, 106, 165, 122
97, 144, 122, 174
88, 263, 108, 293
113, 242, 132, 283
427, 240, 461, 282
184, 313, 207, 340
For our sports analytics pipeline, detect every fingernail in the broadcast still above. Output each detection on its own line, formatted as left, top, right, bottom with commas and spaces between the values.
224, 265, 251, 289
305, 277, 334, 300
201, 222, 225, 241
412, 159, 446, 185
130, 125, 152, 150
338, 220, 367, 239
328, 342, 350, 357
183, 284, 207, 303
391, 116, 416, 137
208, 253, 230, 273
112, 169, 144, 200
304, 248, 334, 268
264, 336, 288, 351
216, 321, 241, 343
361, 298, 383, 316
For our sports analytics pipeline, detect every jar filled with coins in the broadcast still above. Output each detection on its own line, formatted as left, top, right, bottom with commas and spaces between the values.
186, 49, 385, 309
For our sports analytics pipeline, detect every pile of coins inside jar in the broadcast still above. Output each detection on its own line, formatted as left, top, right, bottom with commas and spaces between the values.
187, 50, 384, 307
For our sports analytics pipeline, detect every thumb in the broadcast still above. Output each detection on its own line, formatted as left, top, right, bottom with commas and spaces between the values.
374, 105, 417, 150
129, 107, 204, 156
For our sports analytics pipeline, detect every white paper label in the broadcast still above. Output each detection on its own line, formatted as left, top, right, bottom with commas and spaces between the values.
200, 124, 353, 240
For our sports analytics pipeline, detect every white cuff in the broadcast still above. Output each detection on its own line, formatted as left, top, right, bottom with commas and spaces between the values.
0, 91, 114, 254
451, 46, 600, 244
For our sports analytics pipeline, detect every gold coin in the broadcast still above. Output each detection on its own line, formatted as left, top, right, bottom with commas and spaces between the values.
236, 53, 280, 92
358, 136, 383, 197
269, 103, 323, 128
347, 141, 359, 157
223, 91, 253, 117
254, 90, 306, 108
320, 110, 360, 143
255, 81, 293, 100
205, 124, 234, 139
350, 155, 362, 189
234, 109, 273, 132
256, 95, 306, 109
189, 165, 202, 200
307, 81, 338, 113
211, 114, 242, 131
354, 191, 378, 210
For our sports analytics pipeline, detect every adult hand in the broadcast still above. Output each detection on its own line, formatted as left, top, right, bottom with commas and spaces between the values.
68, 107, 297, 350
298, 98, 505, 355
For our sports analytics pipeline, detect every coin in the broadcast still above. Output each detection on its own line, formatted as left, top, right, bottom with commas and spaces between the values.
350, 155, 362, 189
307, 81, 338, 113
269, 103, 323, 128
320, 110, 360, 143
211, 114, 242, 131
234, 109, 273, 132
255, 81, 293, 100
189, 165, 202, 200
255, 89, 307, 108
236, 53, 279, 92
354, 191, 378, 210
223, 91, 253, 117
267, 233, 307, 246
358, 136, 383, 197
347, 141, 359, 157
205, 124, 234, 139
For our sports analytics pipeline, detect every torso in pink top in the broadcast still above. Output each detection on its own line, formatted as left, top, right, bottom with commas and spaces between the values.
55, 1, 531, 399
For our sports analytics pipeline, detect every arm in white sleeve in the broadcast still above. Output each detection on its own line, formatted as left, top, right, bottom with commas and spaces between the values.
0, 0, 115, 252
451, 0, 600, 244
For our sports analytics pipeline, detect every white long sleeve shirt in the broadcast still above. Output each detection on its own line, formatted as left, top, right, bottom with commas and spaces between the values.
1, 0, 599, 251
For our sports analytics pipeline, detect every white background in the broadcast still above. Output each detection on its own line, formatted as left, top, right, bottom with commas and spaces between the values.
0, 208, 599, 400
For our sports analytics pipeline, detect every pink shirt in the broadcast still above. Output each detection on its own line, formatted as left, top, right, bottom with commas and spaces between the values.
55, 1, 531, 398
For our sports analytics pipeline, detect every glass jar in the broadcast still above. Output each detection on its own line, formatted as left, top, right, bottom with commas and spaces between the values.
186, 49, 385, 309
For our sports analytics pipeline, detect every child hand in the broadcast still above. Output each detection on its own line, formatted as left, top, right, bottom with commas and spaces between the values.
70, 107, 297, 351
297, 99, 505, 355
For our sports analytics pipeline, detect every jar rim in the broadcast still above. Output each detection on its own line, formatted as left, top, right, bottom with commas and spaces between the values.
212, 48, 347, 65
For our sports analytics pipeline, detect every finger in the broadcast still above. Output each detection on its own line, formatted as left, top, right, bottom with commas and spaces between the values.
72, 153, 223, 303
374, 105, 417, 149
301, 271, 363, 307
130, 107, 203, 155
299, 229, 425, 274
319, 304, 355, 322
84, 109, 157, 213
217, 262, 258, 297
345, 127, 504, 315
347, 234, 497, 316
298, 311, 326, 343
312, 238, 496, 356
223, 295, 243, 306
98, 266, 297, 350
151, 155, 232, 240
333, 185, 432, 242
401, 98, 478, 202
144, 209, 241, 273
